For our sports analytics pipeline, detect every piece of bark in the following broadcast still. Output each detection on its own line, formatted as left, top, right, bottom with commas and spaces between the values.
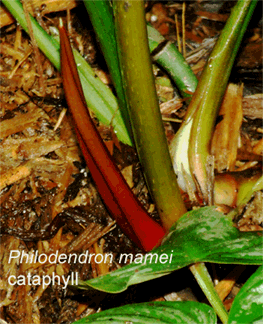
0, 105, 47, 139
242, 94, 263, 119
215, 266, 246, 301
0, 163, 32, 191
195, 11, 229, 22
236, 43, 263, 69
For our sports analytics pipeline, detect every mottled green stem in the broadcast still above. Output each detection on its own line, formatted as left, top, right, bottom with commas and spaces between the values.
113, 0, 186, 230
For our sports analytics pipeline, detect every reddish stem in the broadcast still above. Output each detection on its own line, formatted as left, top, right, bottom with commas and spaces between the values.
59, 24, 166, 251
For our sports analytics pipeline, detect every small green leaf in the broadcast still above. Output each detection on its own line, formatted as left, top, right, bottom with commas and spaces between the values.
73, 301, 217, 324
228, 265, 263, 324
76, 207, 262, 293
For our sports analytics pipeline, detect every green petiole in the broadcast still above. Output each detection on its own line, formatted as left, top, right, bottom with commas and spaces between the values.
113, 0, 187, 230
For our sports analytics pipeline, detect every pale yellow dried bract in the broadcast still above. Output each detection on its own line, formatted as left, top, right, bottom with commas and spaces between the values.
121, 164, 134, 188
211, 83, 243, 172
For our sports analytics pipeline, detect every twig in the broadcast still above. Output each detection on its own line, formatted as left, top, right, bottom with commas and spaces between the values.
182, 2, 186, 57
22, 0, 45, 96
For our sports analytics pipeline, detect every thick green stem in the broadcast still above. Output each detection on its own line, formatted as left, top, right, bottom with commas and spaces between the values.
2, 0, 132, 145
83, 0, 198, 137
190, 263, 228, 324
113, 0, 186, 230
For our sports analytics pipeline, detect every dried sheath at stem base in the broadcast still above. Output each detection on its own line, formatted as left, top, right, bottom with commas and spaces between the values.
211, 83, 243, 172
59, 23, 166, 252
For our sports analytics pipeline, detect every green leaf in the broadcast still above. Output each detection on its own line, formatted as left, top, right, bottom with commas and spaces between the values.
2, 0, 133, 146
72, 301, 217, 324
228, 265, 263, 324
76, 207, 262, 293
83, 0, 133, 141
